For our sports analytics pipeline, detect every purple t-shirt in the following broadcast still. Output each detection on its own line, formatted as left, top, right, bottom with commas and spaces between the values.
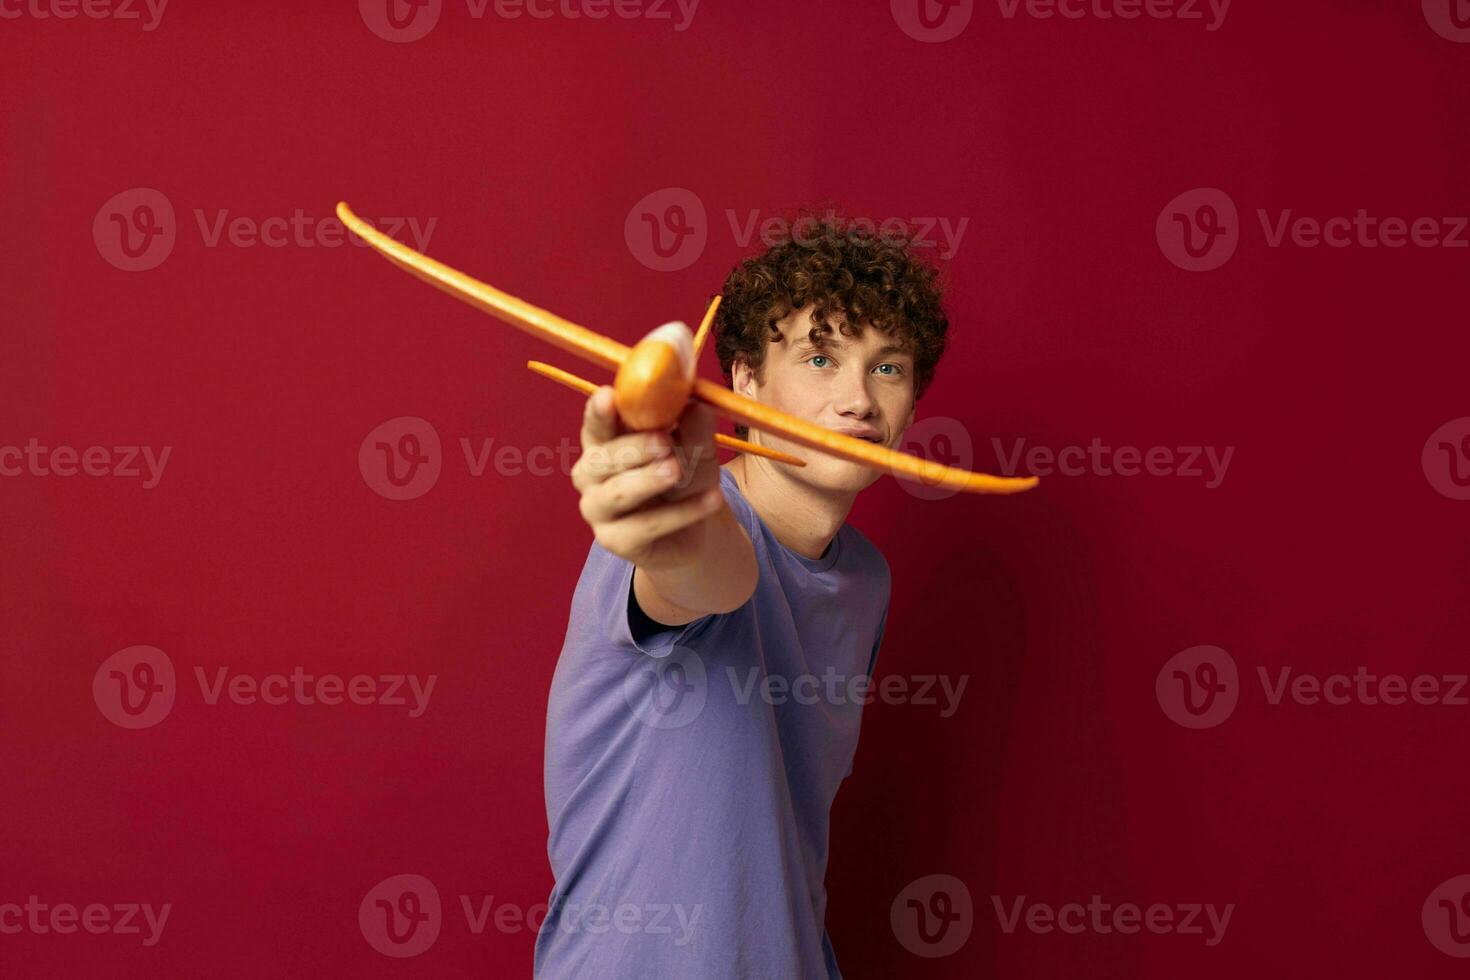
536, 464, 891, 979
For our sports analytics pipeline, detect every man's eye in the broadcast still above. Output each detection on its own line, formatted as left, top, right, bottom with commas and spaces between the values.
875, 363, 904, 376
807, 355, 831, 369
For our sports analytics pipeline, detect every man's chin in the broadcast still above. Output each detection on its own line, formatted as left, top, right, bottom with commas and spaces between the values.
794, 454, 882, 494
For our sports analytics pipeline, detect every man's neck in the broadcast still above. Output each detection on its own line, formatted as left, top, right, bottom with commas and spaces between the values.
727, 454, 855, 561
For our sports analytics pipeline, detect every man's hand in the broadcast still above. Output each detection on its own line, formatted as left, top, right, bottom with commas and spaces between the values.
571, 386, 726, 574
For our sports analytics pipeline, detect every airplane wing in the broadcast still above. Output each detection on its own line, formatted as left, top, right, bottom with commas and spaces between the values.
337, 202, 628, 371
337, 201, 1038, 496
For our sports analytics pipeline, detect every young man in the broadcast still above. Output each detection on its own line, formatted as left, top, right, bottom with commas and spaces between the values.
535, 216, 950, 979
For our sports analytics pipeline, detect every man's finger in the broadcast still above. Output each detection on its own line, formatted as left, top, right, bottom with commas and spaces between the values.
580, 385, 620, 448
581, 458, 683, 524
599, 486, 724, 554
673, 399, 717, 447
573, 430, 675, 492
662, 401, 719, 500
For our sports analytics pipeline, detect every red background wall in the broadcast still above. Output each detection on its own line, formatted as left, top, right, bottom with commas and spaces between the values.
4, 1, 1469, 976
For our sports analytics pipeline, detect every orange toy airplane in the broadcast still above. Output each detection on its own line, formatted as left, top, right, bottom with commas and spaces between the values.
336, 202, 1037, 496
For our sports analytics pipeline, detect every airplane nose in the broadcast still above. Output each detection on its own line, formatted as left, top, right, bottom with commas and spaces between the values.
642, 321, 695, 382
614, 322, 696, 431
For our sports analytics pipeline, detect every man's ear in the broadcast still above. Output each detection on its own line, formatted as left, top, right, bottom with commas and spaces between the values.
732, 357, 755, 399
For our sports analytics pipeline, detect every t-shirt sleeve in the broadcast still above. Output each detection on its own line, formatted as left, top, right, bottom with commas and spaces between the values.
618, 559, 715, 658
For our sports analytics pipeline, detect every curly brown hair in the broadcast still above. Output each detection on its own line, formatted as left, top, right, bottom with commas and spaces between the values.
713, 207, 950, 439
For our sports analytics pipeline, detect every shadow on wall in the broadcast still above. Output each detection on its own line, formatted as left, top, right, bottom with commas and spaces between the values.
825, 486, 1132, 978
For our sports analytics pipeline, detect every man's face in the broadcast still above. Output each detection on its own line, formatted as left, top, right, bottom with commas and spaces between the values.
732, 305, 917, 494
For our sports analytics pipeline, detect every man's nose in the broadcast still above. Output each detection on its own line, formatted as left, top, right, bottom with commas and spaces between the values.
833, 367, 879, 420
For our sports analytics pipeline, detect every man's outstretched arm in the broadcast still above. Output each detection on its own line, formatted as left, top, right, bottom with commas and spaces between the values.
571, 385, 758, 628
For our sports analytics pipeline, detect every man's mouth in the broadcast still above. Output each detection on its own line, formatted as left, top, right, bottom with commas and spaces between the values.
831, 427, 884, 444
